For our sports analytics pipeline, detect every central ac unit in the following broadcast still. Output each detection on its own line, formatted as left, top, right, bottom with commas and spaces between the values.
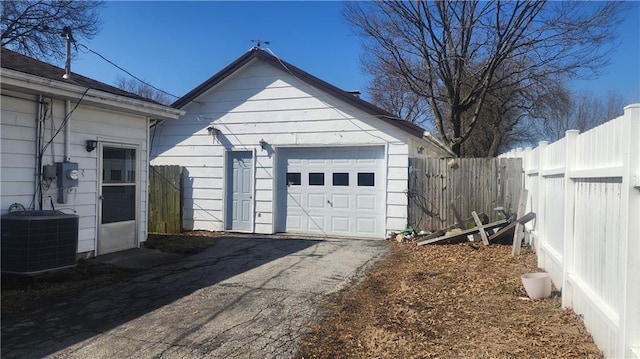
1, 210, 79, 274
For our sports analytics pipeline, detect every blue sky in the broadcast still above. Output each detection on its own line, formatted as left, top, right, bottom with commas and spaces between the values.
70, 1, 640, 104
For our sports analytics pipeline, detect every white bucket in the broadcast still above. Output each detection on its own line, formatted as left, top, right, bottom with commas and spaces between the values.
521, 272, 552, 299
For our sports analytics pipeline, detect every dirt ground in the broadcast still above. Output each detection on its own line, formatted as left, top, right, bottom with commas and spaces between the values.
297, 241, 602, 359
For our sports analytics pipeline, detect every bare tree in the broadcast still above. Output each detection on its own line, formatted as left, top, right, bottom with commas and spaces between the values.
366, 56, 432, 126
346, 1, 624, 156
460, 87, 534, 157
1, 0, 104, 62
115, 75, 173, 106
534, 90, 627, 142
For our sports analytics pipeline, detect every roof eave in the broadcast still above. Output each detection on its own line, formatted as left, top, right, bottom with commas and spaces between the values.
1, 68, 184, 120
422, 132, 456, 157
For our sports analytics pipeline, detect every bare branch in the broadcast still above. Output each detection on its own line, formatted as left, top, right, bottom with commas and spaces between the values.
345, 0, 625, 156
1, 0, 104, 62
114, 75, 173, 106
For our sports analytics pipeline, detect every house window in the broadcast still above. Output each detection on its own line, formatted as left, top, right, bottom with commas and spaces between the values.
103, 148, 136, 183
332, 173, 349, 186
110, 170, 122, 182
286, 172, 301, 186
357, 173, 375, 186
309, 173, 325, 186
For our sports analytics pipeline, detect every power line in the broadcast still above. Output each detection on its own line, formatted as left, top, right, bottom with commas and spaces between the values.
40, 87, 90, 156
76, 43, 180, 100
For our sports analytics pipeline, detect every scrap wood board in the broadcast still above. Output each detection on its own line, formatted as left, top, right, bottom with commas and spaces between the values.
416, 219, 508, 246
471, 211, 490, 245
419, 213, 490, 241
488, 212, 536, 243
512, 189, 529, 256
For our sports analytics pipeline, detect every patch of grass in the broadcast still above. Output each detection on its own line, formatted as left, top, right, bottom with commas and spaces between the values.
144, 231, 221, 255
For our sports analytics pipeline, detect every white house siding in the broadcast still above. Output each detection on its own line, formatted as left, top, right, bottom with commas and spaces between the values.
1, 90, 150, 253
151, 59, 428, 237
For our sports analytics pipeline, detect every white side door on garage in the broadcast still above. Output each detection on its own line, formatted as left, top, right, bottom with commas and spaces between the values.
226, 151, 253, 231
277, 146, 385, 238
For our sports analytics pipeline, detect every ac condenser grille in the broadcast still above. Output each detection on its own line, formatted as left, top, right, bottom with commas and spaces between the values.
1, 210, 79, 274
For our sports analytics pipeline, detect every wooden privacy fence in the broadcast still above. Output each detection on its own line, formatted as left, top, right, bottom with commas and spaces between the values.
500, 104, 640, 358
407, 157, 523, 231
148, 165, 182, 234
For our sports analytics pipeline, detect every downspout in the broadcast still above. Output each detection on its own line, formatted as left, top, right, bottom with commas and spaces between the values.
35, 95, 44, 209
65, 100, 71, 161
62, 26, 73, 162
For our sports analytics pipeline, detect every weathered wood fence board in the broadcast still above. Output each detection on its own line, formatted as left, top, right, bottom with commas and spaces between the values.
148, 165, 182, 233
408, 157, 523, 231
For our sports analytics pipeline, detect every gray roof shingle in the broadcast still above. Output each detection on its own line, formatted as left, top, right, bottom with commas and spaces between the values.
1, 47, 158, 103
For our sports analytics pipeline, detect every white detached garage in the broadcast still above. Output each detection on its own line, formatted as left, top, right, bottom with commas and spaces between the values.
151, 48, 452, 238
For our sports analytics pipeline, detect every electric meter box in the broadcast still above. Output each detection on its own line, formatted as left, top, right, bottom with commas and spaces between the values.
43, 164, 57, 179
56, 162, 79, 187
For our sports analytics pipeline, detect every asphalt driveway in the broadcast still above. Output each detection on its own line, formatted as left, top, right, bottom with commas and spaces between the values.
1, 236, 387, 358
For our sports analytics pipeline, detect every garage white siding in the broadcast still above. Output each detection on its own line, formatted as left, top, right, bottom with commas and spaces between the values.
151, 53, 450, 237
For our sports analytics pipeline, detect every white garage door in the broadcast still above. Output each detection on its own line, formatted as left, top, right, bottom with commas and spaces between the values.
278, 146, 385, 238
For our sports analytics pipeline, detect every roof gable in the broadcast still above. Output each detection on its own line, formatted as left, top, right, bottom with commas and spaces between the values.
172, 48, 427, 139
1, 47, 157, 103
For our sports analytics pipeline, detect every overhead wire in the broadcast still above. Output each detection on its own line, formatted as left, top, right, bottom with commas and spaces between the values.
24, 38, 181, 210
76, 43, 180, 100
262, 47, 395, 145
75, 43, 186, 160
40, 87, 90, 156
29, 92, 87, 211
264, 47, 454, 157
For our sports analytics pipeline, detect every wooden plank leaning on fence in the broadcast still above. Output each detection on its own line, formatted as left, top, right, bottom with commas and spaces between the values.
511, 189, 528, 256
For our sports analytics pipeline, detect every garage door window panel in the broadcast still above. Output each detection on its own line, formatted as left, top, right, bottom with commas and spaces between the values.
333, 173, 349, 186
309, 173, 325, 186
287, 172, 301, 186
358, 173, 375, 186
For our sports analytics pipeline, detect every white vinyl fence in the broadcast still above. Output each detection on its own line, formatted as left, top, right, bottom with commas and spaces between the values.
501, 104, 639, 359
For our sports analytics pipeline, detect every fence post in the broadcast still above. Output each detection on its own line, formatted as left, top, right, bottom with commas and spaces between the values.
620, 104, 640, 357
561, 130, 579, 309
535, 141, 548, 267
523, 146, 533, 212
